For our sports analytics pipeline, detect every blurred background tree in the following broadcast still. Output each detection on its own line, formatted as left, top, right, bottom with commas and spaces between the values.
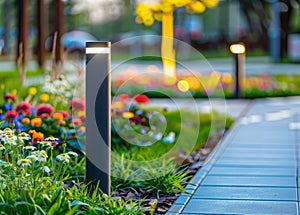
0, 0, 298, 70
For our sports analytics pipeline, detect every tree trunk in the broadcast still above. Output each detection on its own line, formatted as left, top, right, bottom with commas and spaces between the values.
53, 0, 65, 63
280, 4, 293, 57
17, 0, 29, 67
37, 0, 48, 69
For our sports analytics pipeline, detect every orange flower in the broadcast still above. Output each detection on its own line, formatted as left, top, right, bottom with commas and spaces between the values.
29, 130, 44, 143
32, 132, 44, 143
53, 113, 64, 121
31, 118, 42, 127
22, 118, 30, 124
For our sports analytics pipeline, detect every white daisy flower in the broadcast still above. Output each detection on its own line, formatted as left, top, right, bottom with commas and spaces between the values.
17, 159, 31, 167
3, 128, 13, 134
18, 132, 31, 141
67, 151, 78, 158
23, 146, 36, 151
38, 141, 52, 148
42, 166, 51, 173
44, 137, 59, 142
56, 153, 70, 163
37, 154, 47, 162
26, 155, 38, 162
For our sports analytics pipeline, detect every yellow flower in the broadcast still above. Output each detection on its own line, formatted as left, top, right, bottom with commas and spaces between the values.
222, 73, 233, 85
112, 101, 124, 109
40, 93, 49, 102
136, 4, 150, 16
143, 16, 154, 26
11, 89, 17, 97
31, 118, 42, 127
28, 87, 37, 95
135, 16, 143, 24
201, 0, 218, 8
154, 12, 163, 21
162, 3, 173, 13
190, 1, 206, 13
151, 3, 161, 11
122, 112, 134, 119
77, 111, 85, 118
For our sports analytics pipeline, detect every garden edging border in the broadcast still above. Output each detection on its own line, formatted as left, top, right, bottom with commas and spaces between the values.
166, 100, 253, 215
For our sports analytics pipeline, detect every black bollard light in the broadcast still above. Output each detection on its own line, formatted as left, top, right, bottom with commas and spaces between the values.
85, 42, 111, 195
230, 43, 246, 98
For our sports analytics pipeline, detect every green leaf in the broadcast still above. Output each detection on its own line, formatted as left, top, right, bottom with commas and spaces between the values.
14, 201, 34, 215
0, 203, 14, 215
48, 202, 59, 215
65, 205, 79, 215
70, 200, 88, 207
34, 204, 47, 215
50, 187, 62, 207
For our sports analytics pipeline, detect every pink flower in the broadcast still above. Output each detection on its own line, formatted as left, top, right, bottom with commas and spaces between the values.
71, 118, 82, 126
16, 102, 31, 115
5, 110, 18, 119
4, 94, 16, 102
70, 99, 85, 112
36, 104, 54, 118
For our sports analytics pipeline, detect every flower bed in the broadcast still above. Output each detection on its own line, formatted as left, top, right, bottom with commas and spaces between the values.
112, 73, 300, 98
0, 86, 233, 214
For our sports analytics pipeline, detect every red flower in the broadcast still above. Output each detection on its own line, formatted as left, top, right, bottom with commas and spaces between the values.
4, 94, 16, 102
5, 110, 18, 119
130, 116, 144, 125
16, 102, 31, 115
117, 94, 130, 102
70, 98, 85, 111
36, 104, 54, 118
57, 110, 69, 119
134, 95, 149, 105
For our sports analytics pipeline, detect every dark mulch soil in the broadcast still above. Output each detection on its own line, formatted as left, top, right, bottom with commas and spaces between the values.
115, 129, 225, 214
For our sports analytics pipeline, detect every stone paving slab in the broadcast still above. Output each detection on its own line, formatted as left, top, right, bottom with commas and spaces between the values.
215, 158, 296, 167
167, 98, 300, 214
181, 199, 298, 214
193, 186, 297, 201
201, 175, 296, 187
208, 166, 296, 177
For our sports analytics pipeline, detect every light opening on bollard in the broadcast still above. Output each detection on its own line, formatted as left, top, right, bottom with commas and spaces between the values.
230, 43, 246, 54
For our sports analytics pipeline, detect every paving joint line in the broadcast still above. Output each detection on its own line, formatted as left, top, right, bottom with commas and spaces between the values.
294, 112, 299, 213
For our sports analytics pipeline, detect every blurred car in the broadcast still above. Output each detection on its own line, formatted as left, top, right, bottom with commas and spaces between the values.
61, 30, 97, 51
46, 30, 97, 53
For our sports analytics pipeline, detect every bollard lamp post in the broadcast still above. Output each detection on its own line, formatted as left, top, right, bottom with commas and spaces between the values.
85, 42, 111, 195
230, 43, 246, 98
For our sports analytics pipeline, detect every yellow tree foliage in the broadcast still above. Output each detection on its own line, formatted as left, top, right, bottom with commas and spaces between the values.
135, 0, 219, 84
135, 0, 219, 26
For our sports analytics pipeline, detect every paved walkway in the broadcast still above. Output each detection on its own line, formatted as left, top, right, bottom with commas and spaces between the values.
167, 97, 300, 214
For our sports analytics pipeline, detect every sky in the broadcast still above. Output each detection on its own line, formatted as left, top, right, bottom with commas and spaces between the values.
72, 0, 126, 24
